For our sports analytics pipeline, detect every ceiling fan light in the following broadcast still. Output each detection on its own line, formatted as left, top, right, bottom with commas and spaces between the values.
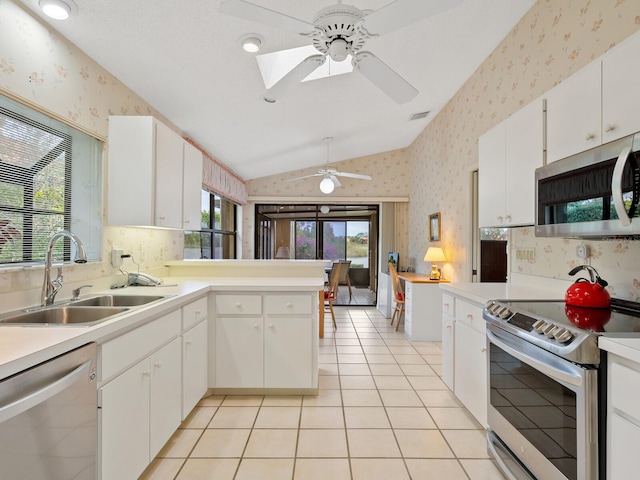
39, 0, 74, 20
328, 38, 349, 62
319, 177, 335, 194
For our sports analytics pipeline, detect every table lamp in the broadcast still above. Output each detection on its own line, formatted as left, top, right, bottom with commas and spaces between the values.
275, 246, 290, 259
424, 247, 446, 280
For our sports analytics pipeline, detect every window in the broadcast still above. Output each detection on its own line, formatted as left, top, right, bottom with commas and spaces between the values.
184, 190, 237, 259
0, 94, 102, 266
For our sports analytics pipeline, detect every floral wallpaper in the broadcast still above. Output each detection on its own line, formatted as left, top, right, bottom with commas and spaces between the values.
407, 0, 640, 300
0, 0, 185, 294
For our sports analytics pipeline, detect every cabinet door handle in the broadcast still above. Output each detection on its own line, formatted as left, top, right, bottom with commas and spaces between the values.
505, 215, 511, 222
446, 325, 452, 329
195, 310, 201, 317
585, 132, 595, 141
481, 347, 487, 353
185, 340, 192, 346
604, 124, 616, 133
154, 361, 162, 369
466, 314, 473, 320
158, 216, 165, 221
497, 216, 503, 223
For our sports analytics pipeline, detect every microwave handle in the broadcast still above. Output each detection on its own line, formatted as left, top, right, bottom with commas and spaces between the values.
612, 146, 632, 226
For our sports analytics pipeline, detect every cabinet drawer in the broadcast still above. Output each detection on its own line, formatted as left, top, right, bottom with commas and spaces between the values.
216, 294, 262, 315
442, 293, 455, 316
610, 359, 640, 419
456, 300, 485, 334
183, 296, 208, 330
264, 294, 312, 315
101, 309, 181, 381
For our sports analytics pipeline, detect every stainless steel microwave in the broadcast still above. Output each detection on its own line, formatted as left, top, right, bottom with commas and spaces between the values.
535, 132, 640, 238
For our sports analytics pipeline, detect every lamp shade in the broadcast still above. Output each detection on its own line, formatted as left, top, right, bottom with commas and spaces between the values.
275, 246, 290, 259
424, 247, 446, 262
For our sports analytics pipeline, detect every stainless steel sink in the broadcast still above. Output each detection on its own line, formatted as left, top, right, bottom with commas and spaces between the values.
0, 306, 129, 326
69, 294, 166, 307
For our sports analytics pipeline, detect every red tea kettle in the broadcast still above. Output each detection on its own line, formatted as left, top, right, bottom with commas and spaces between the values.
565, 265, 611, 308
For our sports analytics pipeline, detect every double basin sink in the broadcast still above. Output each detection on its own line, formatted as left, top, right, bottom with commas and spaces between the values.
0, 294, 167, 327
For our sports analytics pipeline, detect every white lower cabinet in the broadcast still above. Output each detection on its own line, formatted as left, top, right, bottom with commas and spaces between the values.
213, 292, 317, 390
182, 319, 208, 420
450, 296, 488, 428
607, 353, 640, 479
100, 336, 181, 480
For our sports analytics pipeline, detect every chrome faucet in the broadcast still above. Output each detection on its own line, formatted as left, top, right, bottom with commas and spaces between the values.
41, 230, 88, 307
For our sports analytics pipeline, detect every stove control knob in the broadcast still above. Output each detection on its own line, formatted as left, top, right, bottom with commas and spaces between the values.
543, 324, 558, 338
556, 330, 574, 344
533, 319, 547, 333
499, 308, 512, 319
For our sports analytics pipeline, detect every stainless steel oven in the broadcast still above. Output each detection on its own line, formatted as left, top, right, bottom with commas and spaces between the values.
483, 299, 640, 480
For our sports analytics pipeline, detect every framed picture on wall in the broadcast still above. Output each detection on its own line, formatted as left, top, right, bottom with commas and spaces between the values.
429, 212, 441, 242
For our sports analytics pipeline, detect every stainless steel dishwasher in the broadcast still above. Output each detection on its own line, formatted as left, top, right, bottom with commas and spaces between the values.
0, 343, 98, 480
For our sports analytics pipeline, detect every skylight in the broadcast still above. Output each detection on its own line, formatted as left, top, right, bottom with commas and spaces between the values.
256, 45, 353, 89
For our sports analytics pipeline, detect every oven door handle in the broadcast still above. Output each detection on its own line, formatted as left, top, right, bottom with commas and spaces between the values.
0, 359, 92, 424
487, 329, 584, 387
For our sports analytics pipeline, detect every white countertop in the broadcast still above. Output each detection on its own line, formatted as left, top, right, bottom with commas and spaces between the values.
0, 276, 324, 380
440, 282, 564, 305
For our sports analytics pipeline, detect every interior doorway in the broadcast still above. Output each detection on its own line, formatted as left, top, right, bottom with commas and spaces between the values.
472, 170, 508, 283
254, 203, 379, 306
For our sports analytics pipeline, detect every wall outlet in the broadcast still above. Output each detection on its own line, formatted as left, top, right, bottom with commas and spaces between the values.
576, 244, 590, 259
111, 248, 124, 267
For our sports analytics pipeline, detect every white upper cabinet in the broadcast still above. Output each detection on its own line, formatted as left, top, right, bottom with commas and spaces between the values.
108, 116, 201, 229
182, 141, 203, 230
602, 31, 640, 144
547, 30, 640, 163
479, 98, 544, 228
546, 61, 601, 163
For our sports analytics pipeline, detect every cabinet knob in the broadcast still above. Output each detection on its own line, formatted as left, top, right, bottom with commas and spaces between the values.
195, 310, 201, 317
604, 124, 616, 133
446, 325, 452, 329
497, 216, 503, 223
505, 215, 511, 222
158, 216, 165, 220
185, 340, 192, 346
585, 132, 595, 141
444, 303, 449, 308
269, 323, 274, 329
285, 302, 292, 307
466, 314, 473, 320
481, 347, 487, 353
235, 303, 242, 308
154, 361, 162, 369
253, 323, 259, 329
143, 370, 151, 377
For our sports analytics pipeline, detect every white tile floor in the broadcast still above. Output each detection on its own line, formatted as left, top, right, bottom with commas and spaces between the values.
140, 307, 505, 480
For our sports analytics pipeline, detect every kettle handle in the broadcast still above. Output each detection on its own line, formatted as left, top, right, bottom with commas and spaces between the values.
568, 265, 608, 287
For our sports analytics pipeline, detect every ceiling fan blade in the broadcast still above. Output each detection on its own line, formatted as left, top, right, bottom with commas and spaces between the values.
286, 172, 322, 181
361, 0, 463, 36
264, 54, 326, 102
352, 51, 418, 104
335, 172, 372, 180
330, 175, 342, 187
219, 0, 315, 35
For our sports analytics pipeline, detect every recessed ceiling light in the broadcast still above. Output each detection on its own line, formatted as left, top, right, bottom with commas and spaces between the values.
39, 0, 76, 20
238, 34, 264, 53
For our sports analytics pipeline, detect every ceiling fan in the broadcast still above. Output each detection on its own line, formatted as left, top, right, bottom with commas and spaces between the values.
287, 137, 371, 194
220, 0, 462, 104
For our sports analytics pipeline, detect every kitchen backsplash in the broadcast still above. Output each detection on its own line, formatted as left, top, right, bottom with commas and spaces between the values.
511, 227, 640, 302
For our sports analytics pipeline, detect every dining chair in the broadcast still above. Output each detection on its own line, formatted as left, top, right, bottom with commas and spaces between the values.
336, 260, 353, 299
324, 262, 342, 329
388, 262, 405, 331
